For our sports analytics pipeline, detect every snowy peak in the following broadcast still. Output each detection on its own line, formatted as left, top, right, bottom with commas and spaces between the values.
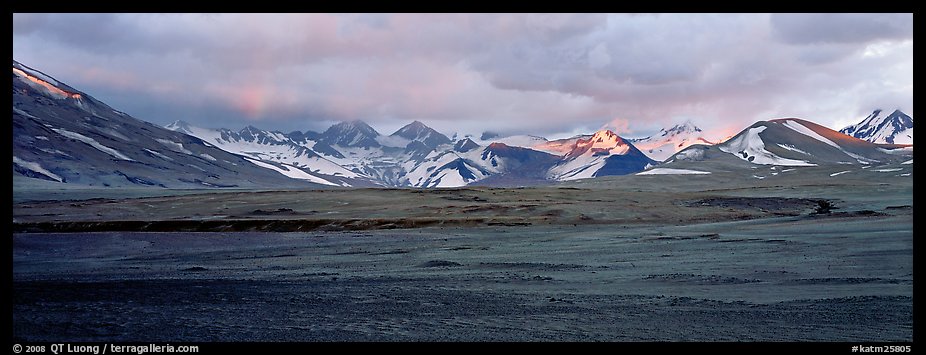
391, 120, 451, 149
547, 130, 654, 181
165, 120, 195, 135
320, 120, 382, 148
661, 120, 702, 136
840, 109, 913, 145
630, 121, 714, 162
568, 129, 630, 158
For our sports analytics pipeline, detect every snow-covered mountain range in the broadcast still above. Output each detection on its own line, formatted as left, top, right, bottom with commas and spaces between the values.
166, 119, 658, 187
12, 60, 914, 189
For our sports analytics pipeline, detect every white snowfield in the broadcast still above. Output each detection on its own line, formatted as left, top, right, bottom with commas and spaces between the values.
889, 128, 914, 145
404, 148, 495, 187
244, 158, 338, 186
781, 120, 840, 149
166, 122, 360, 181
13, 156, 63, 182
548, 156, 605, 181
51, 128, 134, 161
636, 168, 711, 175
719, 126, 815, 166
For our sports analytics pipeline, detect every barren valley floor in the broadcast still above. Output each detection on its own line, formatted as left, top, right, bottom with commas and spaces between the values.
12, 171, 913, 341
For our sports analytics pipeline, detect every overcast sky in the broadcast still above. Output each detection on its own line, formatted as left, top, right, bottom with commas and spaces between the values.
12, 13, 913, 140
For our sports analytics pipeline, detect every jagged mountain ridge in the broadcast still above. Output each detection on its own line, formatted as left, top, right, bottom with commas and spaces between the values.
840, 109, 913, 145
169, 120, 657, 187
15, 60, 911, 189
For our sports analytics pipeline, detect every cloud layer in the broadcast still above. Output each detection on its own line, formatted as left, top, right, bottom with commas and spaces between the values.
13, 13, 913, 139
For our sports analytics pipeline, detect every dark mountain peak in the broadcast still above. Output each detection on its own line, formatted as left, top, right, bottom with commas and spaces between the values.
454, 138, 480, 153
391, 120, 451, 149
325, 120, 380, 136
886, 109, 913, 123
321, 120, 381, 148
392, 120, 430, 137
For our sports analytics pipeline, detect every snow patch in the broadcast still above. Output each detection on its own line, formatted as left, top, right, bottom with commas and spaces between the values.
13, 107, 38, 119
13, 156, 63, 182
155, 139, 194, 155
719, 126, 815, 166
144, 149, 174, 161
244, 158, 337, 186
51, 128, 134, 161
879, 146, 914, 155
873, 168, 902, 172
636, 168, 711, 175
781, 120, 840, 149
902, 159, 913, 165
199, 153, 217, 162
829, 170, 851, 177
775, 143, 811, 156
38, 148, 71, 157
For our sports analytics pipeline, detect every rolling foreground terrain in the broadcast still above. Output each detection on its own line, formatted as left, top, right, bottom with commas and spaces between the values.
12, 164, 912, 341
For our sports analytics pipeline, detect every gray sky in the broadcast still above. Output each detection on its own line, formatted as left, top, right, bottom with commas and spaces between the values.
12, 13, 913, 140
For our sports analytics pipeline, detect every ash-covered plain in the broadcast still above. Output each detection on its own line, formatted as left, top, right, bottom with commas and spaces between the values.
13, 167, 913, 341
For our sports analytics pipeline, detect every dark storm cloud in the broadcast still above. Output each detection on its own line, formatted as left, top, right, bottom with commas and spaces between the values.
12, 13, 913, 139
